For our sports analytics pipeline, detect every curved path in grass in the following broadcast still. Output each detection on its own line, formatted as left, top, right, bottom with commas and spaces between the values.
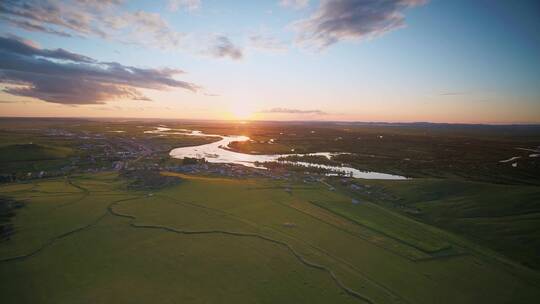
0, 197, 141, 263
156, 193, 408, 304
0, 193, 377, 304
107, 198, 377, 304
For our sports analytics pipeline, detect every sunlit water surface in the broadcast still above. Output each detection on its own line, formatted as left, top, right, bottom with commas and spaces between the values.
154, 127, 406, 180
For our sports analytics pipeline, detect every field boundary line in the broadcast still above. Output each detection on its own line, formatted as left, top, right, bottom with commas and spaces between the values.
0, 196, 141, 263
108, 198, 378, 304
155, 193, 409, 304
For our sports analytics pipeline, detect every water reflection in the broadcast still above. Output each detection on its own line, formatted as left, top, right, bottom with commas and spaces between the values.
148, 127, 407, 180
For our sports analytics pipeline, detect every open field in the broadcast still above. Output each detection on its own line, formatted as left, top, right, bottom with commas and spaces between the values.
337, 178, 540, 270
1, 118, 539, 303
0, 144, 73, 162
1, 172, 539, 304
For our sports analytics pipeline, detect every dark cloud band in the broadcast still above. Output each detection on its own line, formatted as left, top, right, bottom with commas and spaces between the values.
0, 35, 198, 105
295, 0, 427, 49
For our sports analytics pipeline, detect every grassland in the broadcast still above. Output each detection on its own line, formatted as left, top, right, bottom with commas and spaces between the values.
1, 118, 539, 303
340, 178, 540, 270
0, 143, 73, 162
1, 172, 539, 303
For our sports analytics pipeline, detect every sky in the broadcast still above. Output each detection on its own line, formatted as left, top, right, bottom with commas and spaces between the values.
0, 0, 539, 123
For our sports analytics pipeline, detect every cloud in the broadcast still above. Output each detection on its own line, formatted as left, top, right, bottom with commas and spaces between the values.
0, 0, 184, 49
168, 0, 201, 12
0, 33, 95, 62
1, 16, 73, 37
249, 34, 288, 52
0, 0, 111, 37
203, 93, 220, 97
260, 107, 327, 115
0, 35, 198, 105
0, 100, 33, 104
280, 0, 309, 9
1, 1, 243, 60
207, 36, 243, 60
104, 10, 185, 48
294, 0, 427, 49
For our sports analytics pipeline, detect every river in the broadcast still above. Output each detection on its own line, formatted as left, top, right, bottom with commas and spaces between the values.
153, 127, 407, 180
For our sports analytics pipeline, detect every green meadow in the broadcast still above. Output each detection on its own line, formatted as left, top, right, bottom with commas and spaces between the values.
0, 142, 74, 174
1, 172, 539, 304
348, 178, 540, 270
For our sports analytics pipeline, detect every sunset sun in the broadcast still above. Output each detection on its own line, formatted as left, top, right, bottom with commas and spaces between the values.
230, 104, 255, 120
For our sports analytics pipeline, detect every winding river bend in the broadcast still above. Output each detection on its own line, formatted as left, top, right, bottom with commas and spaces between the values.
157, 127, 406, 180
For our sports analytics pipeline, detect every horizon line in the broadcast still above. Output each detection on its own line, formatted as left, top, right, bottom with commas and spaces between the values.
1, 115, 540, 127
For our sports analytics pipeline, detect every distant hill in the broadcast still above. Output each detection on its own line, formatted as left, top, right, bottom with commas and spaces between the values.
0, 144, 73, 162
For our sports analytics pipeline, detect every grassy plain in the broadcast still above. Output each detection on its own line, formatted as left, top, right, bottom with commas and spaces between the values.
1, 172, 539, 304
343, 178, 540, 270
